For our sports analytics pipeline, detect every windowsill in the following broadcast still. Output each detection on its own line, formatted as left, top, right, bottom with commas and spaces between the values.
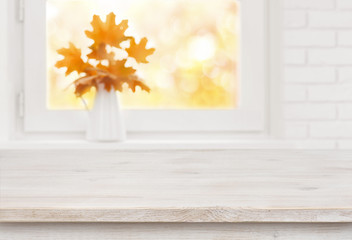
0, 139, 337, 150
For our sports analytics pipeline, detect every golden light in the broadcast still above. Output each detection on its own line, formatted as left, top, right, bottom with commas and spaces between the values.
188, 35, 216, 62
46, 1, 59, 20
46, 0, 239, 109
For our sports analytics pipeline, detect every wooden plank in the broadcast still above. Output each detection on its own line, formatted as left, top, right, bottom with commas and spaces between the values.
1, 208, 352, 223
1, 150, 352, 222
1, 223, 352, 240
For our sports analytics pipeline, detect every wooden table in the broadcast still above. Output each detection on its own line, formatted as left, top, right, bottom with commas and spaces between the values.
1, 149, 352, 239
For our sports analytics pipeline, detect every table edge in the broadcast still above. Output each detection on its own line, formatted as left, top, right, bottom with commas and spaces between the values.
1, 207, 352, 223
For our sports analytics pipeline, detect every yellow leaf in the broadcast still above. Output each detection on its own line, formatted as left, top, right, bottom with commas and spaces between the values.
126, 37, 155, 64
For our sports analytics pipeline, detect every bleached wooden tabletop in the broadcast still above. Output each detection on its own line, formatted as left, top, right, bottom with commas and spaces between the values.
1, 149, 352, 222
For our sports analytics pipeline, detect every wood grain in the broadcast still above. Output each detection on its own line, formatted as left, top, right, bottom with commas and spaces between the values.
1, 223, 352, 240
2, 208, 352, 223
1, 150, 352, 222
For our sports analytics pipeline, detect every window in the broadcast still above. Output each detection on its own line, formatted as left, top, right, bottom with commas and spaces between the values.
47, 0, 239, 110
24, 0, 270, 133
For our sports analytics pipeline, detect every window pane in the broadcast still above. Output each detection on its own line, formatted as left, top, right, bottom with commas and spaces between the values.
47, 0, 239, 109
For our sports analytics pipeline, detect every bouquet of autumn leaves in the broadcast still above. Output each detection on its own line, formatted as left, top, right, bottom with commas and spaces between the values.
55, 12, 155, 98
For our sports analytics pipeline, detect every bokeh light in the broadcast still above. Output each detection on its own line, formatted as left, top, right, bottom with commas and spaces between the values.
47, 0, 239, 109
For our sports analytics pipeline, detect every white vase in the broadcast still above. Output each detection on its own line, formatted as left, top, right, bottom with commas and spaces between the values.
86, 84, 126, 142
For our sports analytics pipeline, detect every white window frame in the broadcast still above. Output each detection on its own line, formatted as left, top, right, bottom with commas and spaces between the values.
22, 0, 276, 134
0, 0, 10, 141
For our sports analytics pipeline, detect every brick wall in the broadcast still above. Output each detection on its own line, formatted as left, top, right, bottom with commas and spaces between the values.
284, 0, 352, 149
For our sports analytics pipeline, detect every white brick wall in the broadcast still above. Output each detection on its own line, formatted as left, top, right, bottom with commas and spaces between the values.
283, 0, 352, 148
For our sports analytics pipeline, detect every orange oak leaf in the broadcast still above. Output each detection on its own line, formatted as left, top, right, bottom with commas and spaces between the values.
85, 12, 129, 49
87, 43, 115, 61
125, 75, 151, 93
100, 76, 124, 92
55, 42, 90, 76
126, 37, 155, 63
74, 74, 125, 96
56, 12, 154, 97
97, 59, 136, 77
73, 75, 99, 97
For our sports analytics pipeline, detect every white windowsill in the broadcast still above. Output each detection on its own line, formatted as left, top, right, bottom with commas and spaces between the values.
0, 139, 336, 150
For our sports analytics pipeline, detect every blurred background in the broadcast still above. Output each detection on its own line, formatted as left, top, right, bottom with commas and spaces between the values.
47, 0, 239, 110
